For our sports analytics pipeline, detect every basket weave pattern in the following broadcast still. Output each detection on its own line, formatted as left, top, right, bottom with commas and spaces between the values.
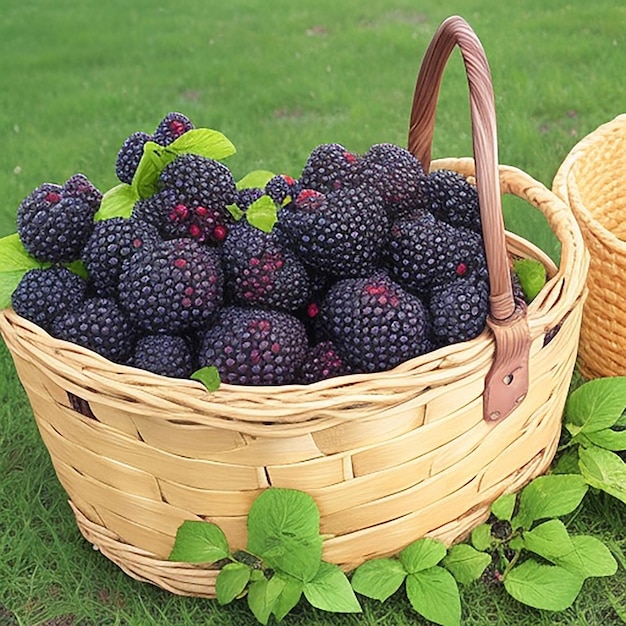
553, 113, 626, 379
0, 17, 588, 599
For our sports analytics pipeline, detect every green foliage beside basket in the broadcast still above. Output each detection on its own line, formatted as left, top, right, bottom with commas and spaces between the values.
170, 465, 619, 625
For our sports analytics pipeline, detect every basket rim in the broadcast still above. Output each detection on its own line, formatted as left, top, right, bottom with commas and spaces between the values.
552, 113, 626, 252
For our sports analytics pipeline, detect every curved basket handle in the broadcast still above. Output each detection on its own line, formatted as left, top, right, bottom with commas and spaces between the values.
408, 15, 531, 423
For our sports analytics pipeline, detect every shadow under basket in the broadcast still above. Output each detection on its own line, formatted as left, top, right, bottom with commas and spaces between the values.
553, 113, 626, 379
0, 16, 588, 599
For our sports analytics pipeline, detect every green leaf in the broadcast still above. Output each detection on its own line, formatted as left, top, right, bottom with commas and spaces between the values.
246, 196, 278, 233
551, 448, 581, 475
470, 524, 493, 551
65, 259, 89, 280
565, 377, 626, 434
216, 562, 251, 605
578, 446, 626, 504
503, 560, 584, 611
491, 493, 517, 521
133, 141, 178, 199
226, 202, 245, 221
302, 562, 361, 614
442, 544, 492, 585
0, 270, 25, 309
0, 233, 53, 307
168, 128, 236, 161
236, 170, 275, 190
0, 233, 46, 271
513, 258, 546, 302
272, 573, 303, 623
557, 535, 617, 578
399, 538, 447, 574
513, 474, 588, 529
405, 567, 461, 626
582, 428, 626, 451
246, 488, 323, 582
350, 558, 407, 602
190, 365, 221, 391
521, 519, 574, 563
95, 183, 138, 221
247, 576, 285, 626
168, 520, 230, 563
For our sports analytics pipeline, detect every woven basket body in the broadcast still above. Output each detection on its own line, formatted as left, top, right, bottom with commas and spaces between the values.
0, 17, 588, 599
553, 114, 626, 379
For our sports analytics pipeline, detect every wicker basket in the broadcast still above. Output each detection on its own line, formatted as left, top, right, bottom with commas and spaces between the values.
553, 114, 626, 379
0, 16, 588, 599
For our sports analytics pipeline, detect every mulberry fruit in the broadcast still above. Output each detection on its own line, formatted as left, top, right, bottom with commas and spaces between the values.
115, 131, 152, 184
197, 306, 308, 385
353, 143, 426, 218
422, 169, 482, 234
299, 143, 357, 194
221, 219, 312, 312
129, 334, 195, 378
132, 188, 231, 244
235, 187, 265, 211
296, 340, 352, 384
276, 184, 389, 278
386, 210, 487, 298
51, 297, 136, 363
153, 112, 194, 146
318, 271, 431, 373
265, 174, 300, 206
118, 238, 223, 333
429, 272, 490, 347
11, 267, 88, 332
82, 217, 160, 297
159, 153, 237, 208
17, 176, 101, 263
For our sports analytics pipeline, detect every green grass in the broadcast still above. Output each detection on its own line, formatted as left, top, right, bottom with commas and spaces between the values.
1, 0, 625, 624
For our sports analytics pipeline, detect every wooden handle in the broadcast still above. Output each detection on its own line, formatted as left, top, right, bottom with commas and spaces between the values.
408, 15, 531, 422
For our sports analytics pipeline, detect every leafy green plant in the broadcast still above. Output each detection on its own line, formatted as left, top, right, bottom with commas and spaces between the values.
555, 377, 626, 504
467, 474, 617, 611
351, 537, 472, 626
169, 488, 361, 624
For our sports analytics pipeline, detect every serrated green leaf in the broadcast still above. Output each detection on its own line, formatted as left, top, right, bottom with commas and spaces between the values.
503, 560, 583, 611
95, 183, 138, 221
190, 365, 221, 391
565, 377, 626, 433
442, 544, 492, 585
168, 128, 236, 161
169, 521, 230, 563
578, 446, 626, 504
272, 573, 303, 623
246, 196, 277, 233
303, 562, 361, 614
522, 519, 574, 563
246, 488, 322, 582
470, 524, 493, 551
513, 258, 546, 302
406, 567, 461, 626
350, 558, 407, 602
582, 428, 626, 451
399, 538, 447, 574
216, 562, 252, 605
491, 493, 517, 521
236, 170, 275, 190
513, 474, 588, 529
65, 259, 88, 280
247, 576, 285, 625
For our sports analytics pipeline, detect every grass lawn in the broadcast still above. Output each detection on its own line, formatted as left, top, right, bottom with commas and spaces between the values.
1, 0, 625, 624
